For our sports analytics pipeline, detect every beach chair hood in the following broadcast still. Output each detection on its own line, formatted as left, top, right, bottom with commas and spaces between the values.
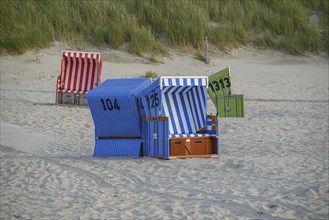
87, 78, 151, 157
59, 51, 102, 93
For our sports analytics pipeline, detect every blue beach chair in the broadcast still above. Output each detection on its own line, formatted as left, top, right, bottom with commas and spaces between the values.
137, 77, 219, 159
87, 78, 152, 157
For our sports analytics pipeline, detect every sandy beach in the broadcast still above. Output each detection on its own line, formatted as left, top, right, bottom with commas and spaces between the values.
1, 44, 328, 219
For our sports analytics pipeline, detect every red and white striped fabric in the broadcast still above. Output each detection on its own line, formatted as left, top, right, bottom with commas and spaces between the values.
57, 50, 102, 94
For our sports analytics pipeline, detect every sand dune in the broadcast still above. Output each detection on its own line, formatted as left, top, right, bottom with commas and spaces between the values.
1, 45, 328, 219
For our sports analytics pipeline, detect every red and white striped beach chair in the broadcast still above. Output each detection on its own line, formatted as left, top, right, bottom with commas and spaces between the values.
55, 50, 102, 106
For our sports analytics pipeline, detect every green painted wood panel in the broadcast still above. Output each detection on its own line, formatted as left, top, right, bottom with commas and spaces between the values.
217, 95, 244, 117
208, 67, 232, 105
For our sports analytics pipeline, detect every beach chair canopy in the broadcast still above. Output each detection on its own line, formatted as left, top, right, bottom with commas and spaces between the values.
58, 50, 102, 94
138, 76, 208, 137
87, 78, 151, 157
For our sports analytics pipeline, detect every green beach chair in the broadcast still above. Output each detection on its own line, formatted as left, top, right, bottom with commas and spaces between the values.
208, 67, 244, 117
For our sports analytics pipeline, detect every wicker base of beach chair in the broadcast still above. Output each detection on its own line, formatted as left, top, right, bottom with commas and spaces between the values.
56, 92, 88, 106
169, 136, 218, 158
168, 154, 219, 159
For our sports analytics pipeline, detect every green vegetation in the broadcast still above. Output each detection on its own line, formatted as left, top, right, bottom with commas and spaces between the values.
1, 0, 328, 55
194, 51, 206, 62
142, 71, 159, 79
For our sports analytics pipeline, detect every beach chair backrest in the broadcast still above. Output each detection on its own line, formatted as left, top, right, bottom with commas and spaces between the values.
208, 67, 231, 104
161, 77, 208, 134
59, 50, 102, 93
138, 77, 208, 135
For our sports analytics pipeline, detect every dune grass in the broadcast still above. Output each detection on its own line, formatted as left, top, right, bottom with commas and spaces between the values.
142, 71, 159, 79
0, 0, 328, 55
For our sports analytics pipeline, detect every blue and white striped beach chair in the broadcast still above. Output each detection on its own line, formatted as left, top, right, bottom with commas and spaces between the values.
137, 77, 219, 159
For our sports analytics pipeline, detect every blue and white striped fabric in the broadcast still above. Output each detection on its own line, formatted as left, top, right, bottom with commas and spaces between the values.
169, 134, 210, 138
161, 77, 207, 88
207, 117, 213, 130
161, 77, 208, 135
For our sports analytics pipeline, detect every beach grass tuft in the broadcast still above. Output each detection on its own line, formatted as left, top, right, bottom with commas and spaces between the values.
142, 71, 159, 79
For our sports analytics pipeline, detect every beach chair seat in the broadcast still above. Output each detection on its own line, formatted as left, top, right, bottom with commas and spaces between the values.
138, 77, 219, 159
56, 50, 102, 106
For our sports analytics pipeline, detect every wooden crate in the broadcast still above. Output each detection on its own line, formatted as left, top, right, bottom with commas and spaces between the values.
56, 92, 88, 106
169, 136, 217, 158
75, 93, 88, 106
191, 138, 211, 155
170, 139, 187, 156
79, 93, 88, 106
61, 92, 75, 105
211, 136, 218, 154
